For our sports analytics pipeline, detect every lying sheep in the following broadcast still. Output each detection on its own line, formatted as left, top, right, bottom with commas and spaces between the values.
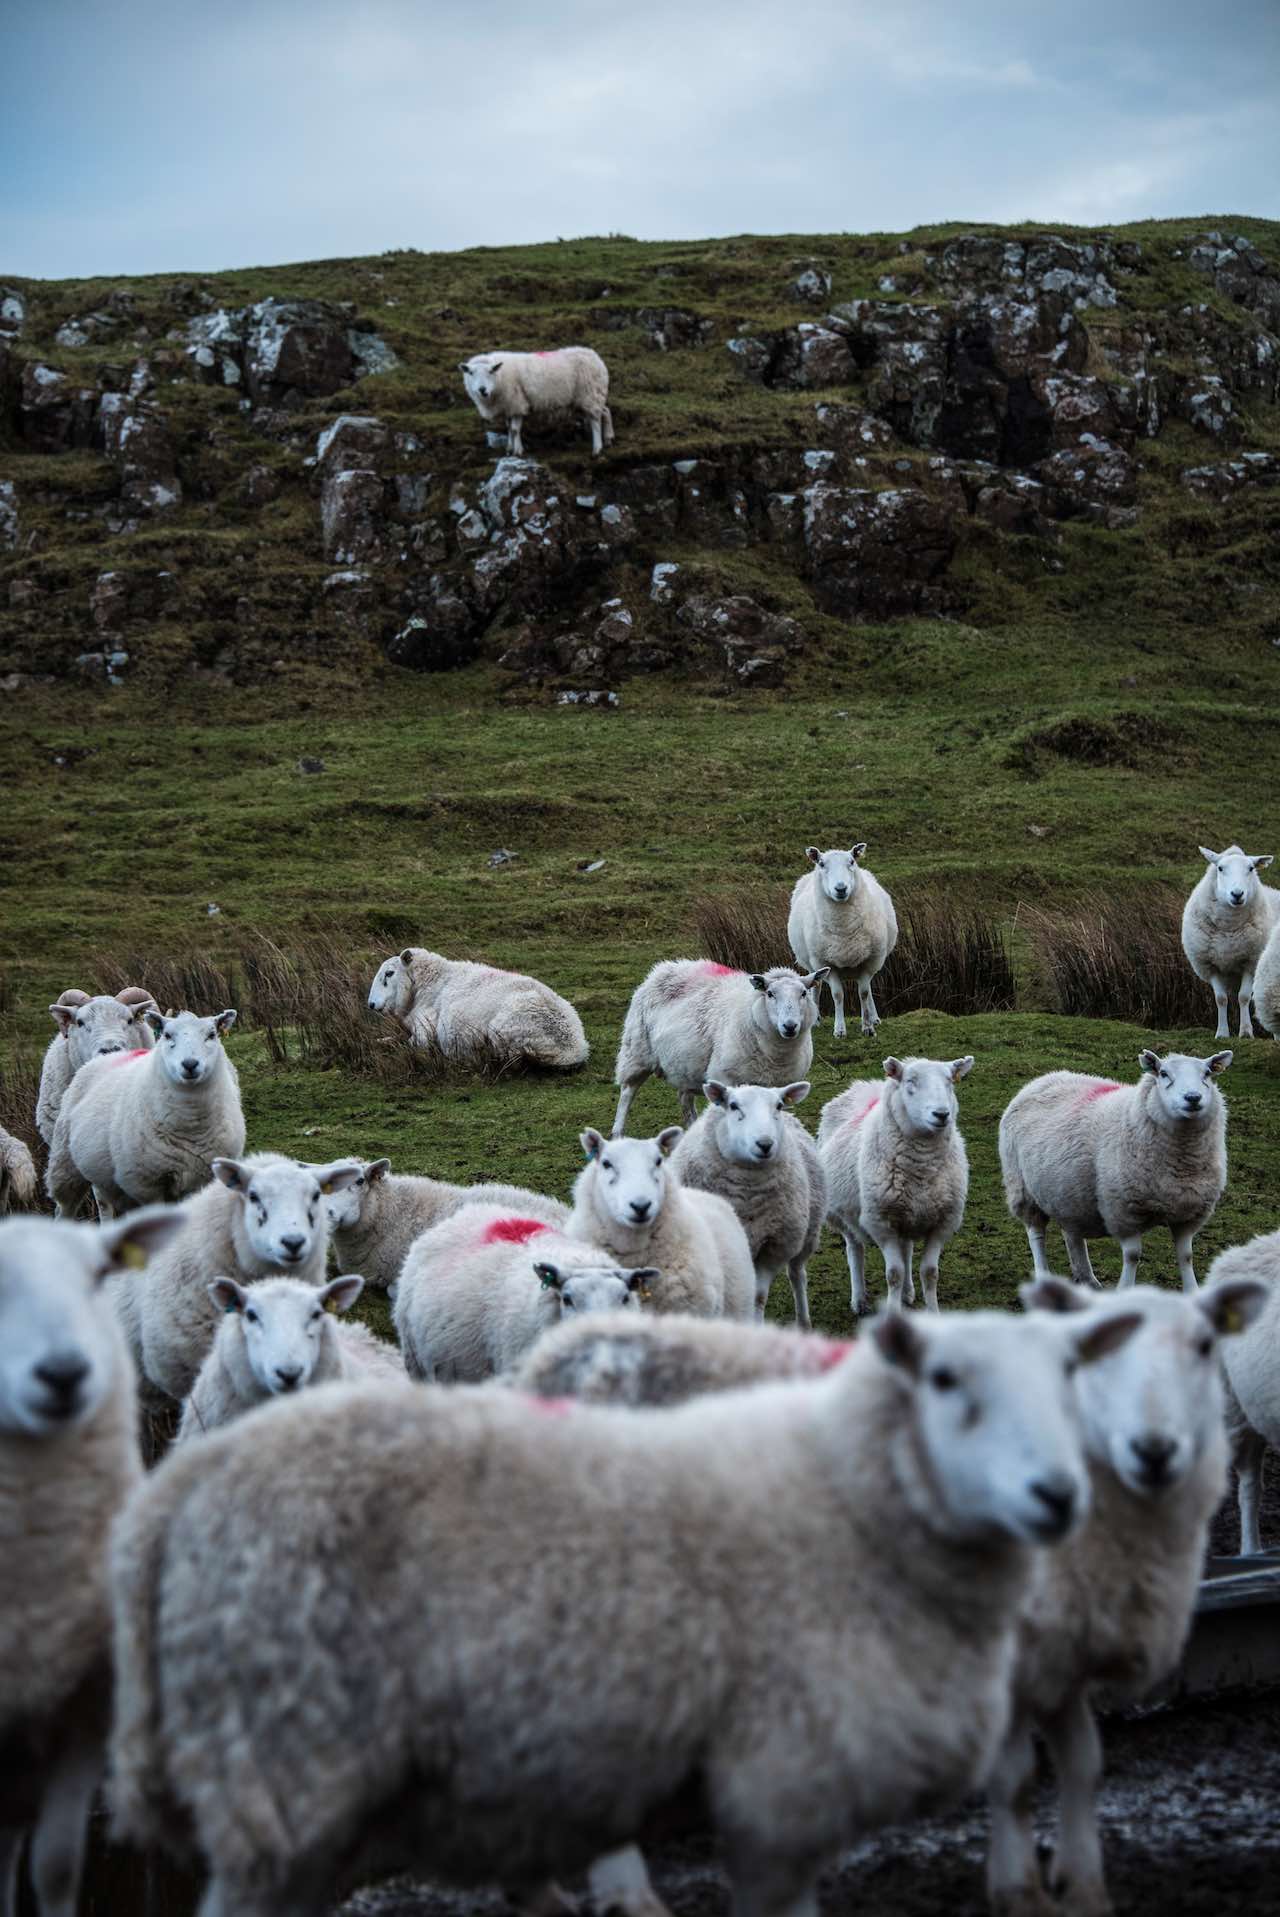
47, 1007, 243, 1219
108, 1306, 1115, 1917
671, 1081, 825, 1325
395, 1205, 655, 1382
999, 1049, 1231, 1292
612, 959, 827, 1134
177, 1274, 403, 1442
325, 1157, 568, 1292
0, 1122, 38, 1214
568, 1127, 755, 1320
368, 947, 589, 1074
459, 346, 613, 456
787, 843, 898, 1038
1, 1204, 184, 1917
111, 1153, 362, 1403
1206, 1229, 1280, 1553
1181, 843, 1279, 1038
986, 1275, 1264, 1917
513, 1311, 853, 1405
1251, 916, 1280, 1040
819, 1055, 973, 1314
36, 986, 156, 1145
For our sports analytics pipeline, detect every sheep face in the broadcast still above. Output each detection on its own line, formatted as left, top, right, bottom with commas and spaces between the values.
534, 1260, 655, 1315
1199, 844, 1273, 910
580, 1128, 682, 1230
459, 355, 502, 413
1139, 1049, 1231, 1123
883, 1056, 974, 1136
705, 1081, 809, 1165
50, 992, 156, 1071
212, 1158, 362, 1269
368, 952, 416, 1022
806, 844, 867, 903
0, 1210, 183, 1436
748, 969, 827, 1042
145, 1008, 236, 1086
208, 1275, 363, 1396
323, 1158, 392, 1233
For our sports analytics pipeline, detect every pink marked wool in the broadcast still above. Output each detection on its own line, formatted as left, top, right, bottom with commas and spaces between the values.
843, 1093, 880, 1130
1075, 1082, 1122, 1107
701, 962, 740, 978
479, 1217, 552, 1248
105, 1050, 151, 1068
526, 1395, 576, 1417
812, 1337, 856, 1371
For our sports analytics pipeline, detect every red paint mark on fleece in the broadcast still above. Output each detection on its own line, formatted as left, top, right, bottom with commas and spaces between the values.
480, 1217, 552, 1247
526, 1395, 576, 1417
810, 1337, 855, 1372
1076, 1082, 1122, 1106
844, 1096, 879, 1131
700, 962, 739, 978
103, 1049, 150, 1067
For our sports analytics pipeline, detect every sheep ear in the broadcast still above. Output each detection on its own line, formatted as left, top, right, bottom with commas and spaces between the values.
1199, 846, 1219, 864
781, 1081, 810, 1105
211, 1158, 248, 1190
399, 949, 414, 964
1138, 1050, 1161, 1074
1251, 853, 1274, 870
1073, 1310, 1143, 1365
49, 1003, 77, 1033
749, 974, 767, 992
489, 359, 503, 373
950, 1056, 975, 1081
703, 1081, 729, 1106
144, 1010, 165, 1038
208, 1277, 248, 1314
1199, 1279, 1267, 1337
214, 1008, 237, 1034
129, 999, 156, 1022
656, 1126, 683, 1157
805, 846, 822, 865
850, 841, 868, 861
534, 1261, 563, 1291
871, 1310, 923, 1377
883, 1057, 904, 1081
804, 967, 830, 988
321, 1275, 364, 1314
458, 360, 471, 373
1207, 1050, 1233, 1074
367, 1158, 392, 1182
580, 1127, 606, 1161
1020, 1277, 1088, 1316
315, 1160, 363, 1196
627, 1266, 660, 1296
97, 1205, 188, 1276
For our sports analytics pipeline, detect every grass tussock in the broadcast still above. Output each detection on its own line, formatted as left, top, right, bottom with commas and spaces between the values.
1025, 892, 1207, 1030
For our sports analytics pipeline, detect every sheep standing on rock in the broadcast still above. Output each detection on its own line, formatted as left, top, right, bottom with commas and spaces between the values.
819, 1055, 973, 1314
1206, 1229, 1280, 1552
459, 346, 613, 456
36, 986, 156, 1145
788, 843, 898, 1039
671, 1081, 825, 1325
612, 959, 827, 1134
568, 1127, 755, 1320
1181, 843, 1279, 1038
999, 1050, 1231, 1292
368, 948, 588, 1074
0, 1123, 38, 1214
47, 1008, 243, 1219
325, 1157, 568, 1293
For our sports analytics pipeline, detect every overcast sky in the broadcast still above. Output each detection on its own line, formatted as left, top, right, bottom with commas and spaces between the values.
3, 0, 1277, 279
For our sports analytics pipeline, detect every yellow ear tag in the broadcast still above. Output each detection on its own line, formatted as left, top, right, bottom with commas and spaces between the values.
1223, 1306, 1243, 1334
119, 1242, 148, 1270
320, 1182, 334, 1195
325, 1296, 341, 1314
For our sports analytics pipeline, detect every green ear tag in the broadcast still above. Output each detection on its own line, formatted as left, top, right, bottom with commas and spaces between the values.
119, 1242, 147, 1270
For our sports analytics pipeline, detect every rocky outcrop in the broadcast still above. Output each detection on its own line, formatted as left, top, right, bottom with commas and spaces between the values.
1188, 233, 1280, 331
184, 299, 397, 404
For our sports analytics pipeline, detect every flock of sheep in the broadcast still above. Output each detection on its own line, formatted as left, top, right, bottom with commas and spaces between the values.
4, 837, 1280, 1917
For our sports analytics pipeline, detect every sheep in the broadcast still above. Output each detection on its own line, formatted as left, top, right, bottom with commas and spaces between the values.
670, 1080, 825, 1326
612, 959, 828, 1134
986, 1275, 1265, 1917
107, 1305, 1128, 1917
1251, 914, 1280, 1039
0, 1122, 38, 1213
368, 947, 588, 1074
176, 1274, 403, 1442
787, 843, 899, 1038
0, 1203, 185, 1917
46, 1007, 244, 1219
394, 1204, 656, 1382
35, 985, 156, 1145
567, 1126, 755, 1321
999, 1049, 1231, 1293
1205, 1228, 1280, 1553
1181, 843, 1279, 1039
819, 1055, 973, 1315
512, 1311, 854, 1405
324, 1157, 568, 1293
111, 1153, 363, 1403
459, 346, 613, 457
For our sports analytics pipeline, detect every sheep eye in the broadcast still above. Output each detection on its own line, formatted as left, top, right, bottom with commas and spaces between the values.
75, 1016, 85, 1028
245, 1309, 258, 1324
563, 1296, 576, 1309
600, 1159, 612, 1172
930, 1367, 958, 1392
728, 1101, 740, 1114
1063, 1357, 1078, 1379
1196, 1336, 1213, 1358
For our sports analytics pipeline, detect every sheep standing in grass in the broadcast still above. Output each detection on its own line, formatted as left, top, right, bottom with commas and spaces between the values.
36, 986, 156, 1145
368, 948, 588, 1073
1181, 843, 1279, 1038
325, 1157, 568, 1292
1, 1204, 184, 1917
568, 1127, 755, 1320
999, 1050, 1231, 1292
788, 843, 898, 1038
0, 1123, 38, 1213
1206, 1229, 1280, 1553
819, 1055, 973, 1314
671, 1081, 825, 1325
1250, 917, 1280, 1040
395, 1205, 655, 1382
513, 1311, 853, 1405
459, 346, 613, 456
108, 1307, 1117, 1917
47, 1008, 243, 1219
612, 959, 827, 1134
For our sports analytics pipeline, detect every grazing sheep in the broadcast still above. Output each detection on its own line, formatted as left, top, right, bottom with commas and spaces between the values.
459, 346, 613, 456
513, 1311, 854, 1405
612, 959, 827, 1134
324, 1157, 568, 1292
0, 1204, 184, 1917
111, 1153, 363, 1403
1181, 843, 1279, 1039
1206, 1229, 1280, 1553
819, 1055, 973, 1315
36, 986, 156, 1146
368, 947, 588, 1074
671, 1081, 825, 1326
787, 843, 899, 1039
0, 1123, 38, 1214
986, 1276, 1264, 1917
568, 1127, 755, 1321
999, 1050, 1231, 1292
177, 1275, 403, 1442
1251, 916, 1280, 1040
108, 1306, 1122, 1917
46, 1008, 243, 1219
394, 1205, 655, 1382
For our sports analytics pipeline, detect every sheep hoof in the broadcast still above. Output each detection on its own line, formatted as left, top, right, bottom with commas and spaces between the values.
1051, 1876, 1112, 1917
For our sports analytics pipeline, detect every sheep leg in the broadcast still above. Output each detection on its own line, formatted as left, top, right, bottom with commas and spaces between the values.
678, 1087, 700, 1128
1116, 1234, 1143, 1289
1024, 1218, 1053, 1279
1238, 967, 1256, 1038
91, 1186, 118, 1222
786, 1254, 812, 1330
0, 1827, 24, 1917
728, 1860, 818, 1917
829, 974, 847, 1039
1170, 1224, 1199, 1294
1236, 1427, 1266, 1555
985, 1718, 1051, 1916
857, 972, 880, 1037
843, 1232, 867, 1315
588, 1844, 673, 1917
1060, 1227, 1100, 1289
1042, 1693, 1109, 1917
752, 1262, 779, 1320
507, 415, 525, 456
590, 412, 603, 456
1210, 973, 1232, 1041
28, 1730, 101, 1917
198, 1881, 321, 1917
881, 1234, 912, 1311
919, 1229, 946, 1313
602, 405, 615, 447
611, 1076, 647, 1137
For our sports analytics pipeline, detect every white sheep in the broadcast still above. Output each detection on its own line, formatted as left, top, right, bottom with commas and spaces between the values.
1181, 843, 1279, 1038
111, 1152, 363, 1403
177, 1274, 403, 1442
36, 985, 156, 1145
394, 1205, 655, 1382
999, 1049, 1231, 1292
108, 1306, 1117, 1917
324, 1157, 568, 1292
568, 1126, 755, 1320
368, 947, 589, 1073
46, 1007, 244, 1219
0, 1122, 38, 1213
1206, 1228, 1280, 1553
787, 843, 898, 1038
986, 1275, 1265, 1917
819, 1055, 973, 1314
459, 346, 614, 456
670, 1081, 826, 1326
1, 1204, 184, 1917
612, 959, 827, 1134
512, 1310, 854, 1405
1250, 915, 1280, 1040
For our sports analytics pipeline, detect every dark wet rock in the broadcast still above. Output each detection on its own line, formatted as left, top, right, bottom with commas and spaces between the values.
1180, 453, 1280, 499
801, 484, 957, 616
96, 394, 182, 514
1188, 233, 1280, 330
184, 300, 396, 403
0, 289, 25, 336
321, 469, 388, 564
240, 463, 281, 506
597, 306, 714, 350
385, 582, 480, 672
19, 363, 97, 452
0, 480, 17, 550
813, 403, 895, 454
1036, 437, 1138, 526
315, 414, 392, 472
788, 264, 833, 305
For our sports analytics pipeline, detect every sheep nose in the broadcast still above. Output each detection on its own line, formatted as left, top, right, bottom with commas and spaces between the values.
780, 1021, 799, 1037
628, 1199, 652, 1222
181, 1058, 200, 1078
99, 1042, 124, 1055
279, 1234, 306, 1260
833, 886, 848, 899
1130, 1433, 1177, 1482
274, 1366, 304, 1392
931, 1108, 950, 1125
35, 1352, 90, 1406
1029, 1475, 1077, 1538
1230, 889, 1244, 904
755, 1138, 774, 1157
1183, 1092, 1203, 1111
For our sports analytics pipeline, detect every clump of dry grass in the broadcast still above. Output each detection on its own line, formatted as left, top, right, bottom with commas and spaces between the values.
1025, 891, 1206, 1030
